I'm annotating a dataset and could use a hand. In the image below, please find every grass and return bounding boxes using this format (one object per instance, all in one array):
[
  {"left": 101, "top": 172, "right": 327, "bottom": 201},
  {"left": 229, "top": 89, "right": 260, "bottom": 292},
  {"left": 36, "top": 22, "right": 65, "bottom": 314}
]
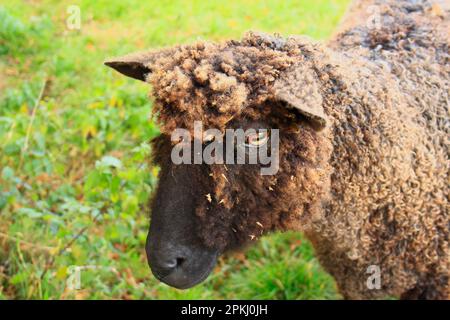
[{"left": 0, "top": 0, "right": 349, "bottom": 299}]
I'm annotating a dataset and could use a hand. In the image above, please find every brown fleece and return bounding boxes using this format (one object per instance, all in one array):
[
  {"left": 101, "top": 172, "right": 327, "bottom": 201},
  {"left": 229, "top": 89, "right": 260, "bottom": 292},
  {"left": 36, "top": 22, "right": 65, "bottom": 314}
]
[{"left": 109, "top": 0, "right": 449, "bottom": 299}]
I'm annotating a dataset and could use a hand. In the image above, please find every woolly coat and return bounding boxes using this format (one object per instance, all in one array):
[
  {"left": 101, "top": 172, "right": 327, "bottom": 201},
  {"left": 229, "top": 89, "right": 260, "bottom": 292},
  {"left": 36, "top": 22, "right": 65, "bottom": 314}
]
[
  {"left": 308, "top": 0, "right": 449, "bottom": 299},
  {"left": 106, "top": 0, "right": 449, "bottom": 299}
]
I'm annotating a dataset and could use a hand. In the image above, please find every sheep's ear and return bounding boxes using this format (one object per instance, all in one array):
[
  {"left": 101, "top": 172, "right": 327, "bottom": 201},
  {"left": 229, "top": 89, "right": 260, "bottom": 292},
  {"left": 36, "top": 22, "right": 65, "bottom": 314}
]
[
  {"left": 104, "top": 51, "right": 156, "bottom": 82},
  {"left": 274, "top": 65, "right": 328, "bottom": 131}
]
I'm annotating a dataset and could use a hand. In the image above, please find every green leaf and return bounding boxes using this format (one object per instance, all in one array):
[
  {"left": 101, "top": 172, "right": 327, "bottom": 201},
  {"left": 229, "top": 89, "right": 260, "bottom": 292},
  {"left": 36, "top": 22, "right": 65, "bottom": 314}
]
[
  {"left": 84, "top": 170, "right": 103, "bottom": 191},
  {"left": 10, "top": 272, "right": 28, "bottom": 285},
  {"left": 96, "top": 156, "right": 122, "bottom": 170},
  {"left": 1, "top": 166, "right": 14, "bottom": 180},
  {"left": 17, "top": 207, "right": 43, "bottom": 218}
]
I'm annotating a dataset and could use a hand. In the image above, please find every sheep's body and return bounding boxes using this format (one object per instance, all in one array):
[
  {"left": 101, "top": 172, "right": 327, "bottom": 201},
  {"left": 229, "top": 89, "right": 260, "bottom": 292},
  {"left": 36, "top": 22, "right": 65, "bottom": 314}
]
[
  {"left": 305, "top": 0, "right": 449, "bottom": 299},
  {"left": 106, "top": 0, "right": 449, "bottom": 299}
]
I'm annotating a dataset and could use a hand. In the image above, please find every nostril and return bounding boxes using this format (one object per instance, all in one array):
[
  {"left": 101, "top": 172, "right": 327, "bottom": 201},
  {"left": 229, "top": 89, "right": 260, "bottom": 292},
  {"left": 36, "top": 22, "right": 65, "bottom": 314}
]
[
  {"left": 164, "top": 259, "right": 178, "bottom": 269},
  {"left": 176, "top": 257, "right": 186, "bottom": 267},
  {"left": 149, "top": 250, "right": 190, "bottom": 278},
  {"left": 160, "top": 256, "right": 186, "bottom": 270}
]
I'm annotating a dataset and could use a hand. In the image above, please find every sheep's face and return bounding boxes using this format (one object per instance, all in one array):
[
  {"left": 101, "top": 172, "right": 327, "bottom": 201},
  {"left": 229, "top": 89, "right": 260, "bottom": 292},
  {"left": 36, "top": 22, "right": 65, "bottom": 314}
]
[{"left": 105, "top": 32, "right": 332, "bottom": 289}]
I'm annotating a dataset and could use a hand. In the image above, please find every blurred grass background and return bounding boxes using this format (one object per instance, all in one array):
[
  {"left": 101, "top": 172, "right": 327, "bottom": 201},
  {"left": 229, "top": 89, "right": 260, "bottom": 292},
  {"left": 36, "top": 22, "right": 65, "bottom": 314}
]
[{"left": 0, "top": 0, "right": 350, "bottom": 299}]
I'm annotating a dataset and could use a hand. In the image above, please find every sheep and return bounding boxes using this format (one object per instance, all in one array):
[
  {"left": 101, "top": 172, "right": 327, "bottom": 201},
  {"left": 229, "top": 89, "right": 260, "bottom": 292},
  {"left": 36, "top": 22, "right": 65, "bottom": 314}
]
[{"left": 104, "top": 0, "right": 449, "bottom": 299}]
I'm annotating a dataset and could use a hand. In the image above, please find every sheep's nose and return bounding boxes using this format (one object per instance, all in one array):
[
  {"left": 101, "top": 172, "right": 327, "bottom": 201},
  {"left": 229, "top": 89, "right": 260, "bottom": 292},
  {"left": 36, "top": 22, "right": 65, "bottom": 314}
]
[
  {"left": 153, "top": 255, "right": 187, "bottom": 275},
  {"left": 146, "top": 239, "right": 218, "bottom": 289}
]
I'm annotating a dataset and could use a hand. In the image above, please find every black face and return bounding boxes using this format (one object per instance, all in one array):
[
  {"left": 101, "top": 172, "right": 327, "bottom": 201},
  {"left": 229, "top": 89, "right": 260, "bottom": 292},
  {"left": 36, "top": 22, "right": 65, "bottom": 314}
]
[
  {"left": 146, "top": 162, "right": 220, "bottom": 289},
  {"left": 146, "top": 120, "right": 273, "bottom": 289}
]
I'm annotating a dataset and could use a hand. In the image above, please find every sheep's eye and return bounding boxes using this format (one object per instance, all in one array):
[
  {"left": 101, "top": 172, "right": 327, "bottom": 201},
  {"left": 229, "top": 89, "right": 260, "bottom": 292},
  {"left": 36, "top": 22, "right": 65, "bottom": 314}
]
[
  {"left": 203, "top": 133, "right": 218, "bottom": 146},
  {"left": 244, "top": 130, "right": 269, "bottom": 148}
]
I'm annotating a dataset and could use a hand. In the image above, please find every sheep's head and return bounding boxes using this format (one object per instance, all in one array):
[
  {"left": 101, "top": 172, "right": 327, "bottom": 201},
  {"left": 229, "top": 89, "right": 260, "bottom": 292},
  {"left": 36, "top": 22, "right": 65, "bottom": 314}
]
[{"left": 105, "top": 32, "right": 332, "bottom": 289}]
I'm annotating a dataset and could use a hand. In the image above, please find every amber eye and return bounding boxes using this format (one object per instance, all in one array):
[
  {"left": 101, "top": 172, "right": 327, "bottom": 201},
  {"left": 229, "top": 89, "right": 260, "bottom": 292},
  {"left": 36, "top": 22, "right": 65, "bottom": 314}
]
[
  {"left": 244, "top": 130, "right": 269, "bottom": 148},
  {"left": 203, "top": 133, "right": 215, "bottom": 144}
]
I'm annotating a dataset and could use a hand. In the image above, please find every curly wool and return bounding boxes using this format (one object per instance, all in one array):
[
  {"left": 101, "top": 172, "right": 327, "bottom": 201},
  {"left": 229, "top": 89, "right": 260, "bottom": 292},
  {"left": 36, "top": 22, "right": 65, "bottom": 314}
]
[
  {"left": 148, "top": 34, "right": 334, "bottom": 250},
  {"left": 307, "top": 0, "right": 449, "bottom": 299},
  {"left": 143, "top": 0, "right": 448, "bottom": 299},
  {"left": 145, "top": 38, "right": 305, "bottom": 134}
]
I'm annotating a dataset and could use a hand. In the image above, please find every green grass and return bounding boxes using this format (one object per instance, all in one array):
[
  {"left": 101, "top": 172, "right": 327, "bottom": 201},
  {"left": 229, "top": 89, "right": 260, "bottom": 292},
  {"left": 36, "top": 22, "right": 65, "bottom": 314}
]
[{"left": 0, "top": 0, "right": 349, "bottom": 299}]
